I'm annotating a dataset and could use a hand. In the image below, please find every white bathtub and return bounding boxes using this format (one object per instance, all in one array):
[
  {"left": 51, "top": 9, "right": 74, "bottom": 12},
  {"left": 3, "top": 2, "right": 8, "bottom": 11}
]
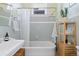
[
  {"left": 76, "top": 46, "right": 79, "bottom": 56},
  {"left": 25, "top": 41, "right": 56, "bottom": 56}
]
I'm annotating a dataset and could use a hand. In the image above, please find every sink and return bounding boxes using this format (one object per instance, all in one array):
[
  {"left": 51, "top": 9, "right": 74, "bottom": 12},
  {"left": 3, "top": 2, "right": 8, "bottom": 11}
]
[{"left": 0, "top": 38, "right": 24, "bottom": 56}]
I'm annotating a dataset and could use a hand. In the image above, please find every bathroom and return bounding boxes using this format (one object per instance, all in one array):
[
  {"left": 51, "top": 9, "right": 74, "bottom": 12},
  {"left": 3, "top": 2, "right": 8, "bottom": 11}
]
[{"left": 0, "top": 3, "right": 79, "bottom": 56}]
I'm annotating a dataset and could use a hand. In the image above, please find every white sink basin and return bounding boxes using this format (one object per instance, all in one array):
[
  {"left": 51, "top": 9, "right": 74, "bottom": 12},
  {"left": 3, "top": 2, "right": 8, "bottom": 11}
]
[{"left": 0, "top": 38, "right": 24, "bottom": 56}]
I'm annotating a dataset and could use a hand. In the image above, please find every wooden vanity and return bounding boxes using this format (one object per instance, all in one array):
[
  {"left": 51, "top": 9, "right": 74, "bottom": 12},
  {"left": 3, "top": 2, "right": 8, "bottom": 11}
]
[
  {"left": 14, "top": 48, "right": 25, "bottom": 56},
  {"left": 56, "top": 41, "right": 77, "bottom": 56}
]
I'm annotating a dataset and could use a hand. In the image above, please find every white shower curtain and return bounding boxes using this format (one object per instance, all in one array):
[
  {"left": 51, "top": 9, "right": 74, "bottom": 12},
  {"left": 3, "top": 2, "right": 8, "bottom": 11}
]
[
  {"left": 8, "top": 9, "right": 30, "bottom": 47},
  {"left": 18, "top": 9, "right": 30, "bottom": 47}
]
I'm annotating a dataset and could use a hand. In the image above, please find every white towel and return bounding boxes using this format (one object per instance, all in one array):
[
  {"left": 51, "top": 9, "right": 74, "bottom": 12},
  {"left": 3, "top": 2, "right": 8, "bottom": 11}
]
[
  {"left": 52, "top": 23, "right": 57, "bottom": 37},
  {"left": 51, "top": 23, "right": 57, "bottom": 43},
  {"left": 13, "top": 20, "right": 19, "bottom": 31},
  {"left": 8, "top": 17, "right": 19, "bottom": 31}
]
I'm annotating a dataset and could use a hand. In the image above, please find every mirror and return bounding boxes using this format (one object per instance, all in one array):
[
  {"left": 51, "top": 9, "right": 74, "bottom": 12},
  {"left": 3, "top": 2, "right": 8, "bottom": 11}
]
[
  {"left": 0, "top": 3, "right": 13, "bottom": 38},
  {"left": 0, "top": 3, "right": 12, "bottom": 26}
]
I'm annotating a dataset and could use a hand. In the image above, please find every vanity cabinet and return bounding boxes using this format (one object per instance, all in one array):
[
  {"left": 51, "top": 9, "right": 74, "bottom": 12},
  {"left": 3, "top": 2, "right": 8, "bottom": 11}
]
[
  {"left": 56, "top": 21, "right": 77, "bottom": 56},
  {"left": 14, "top": 48, "right": 25, "bottom": 56}
]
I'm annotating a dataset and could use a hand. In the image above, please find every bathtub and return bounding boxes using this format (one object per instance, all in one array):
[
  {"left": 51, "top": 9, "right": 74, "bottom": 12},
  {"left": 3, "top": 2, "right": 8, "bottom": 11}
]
[
  {"left": 25, "top": 41, "right": 56, "bottom": 56},
  {"left": 76, "top": 46, "right": 79, "bottom": 56}
]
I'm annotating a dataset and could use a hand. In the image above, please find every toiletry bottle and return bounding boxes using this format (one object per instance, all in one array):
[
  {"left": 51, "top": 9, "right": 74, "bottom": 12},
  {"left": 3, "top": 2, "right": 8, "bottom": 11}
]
[
  {"left": 4, "top": 32, "right": 9, "bottom": 41},
  {"left": 65, "top": 39, "right": 68, "bottom": 44}
]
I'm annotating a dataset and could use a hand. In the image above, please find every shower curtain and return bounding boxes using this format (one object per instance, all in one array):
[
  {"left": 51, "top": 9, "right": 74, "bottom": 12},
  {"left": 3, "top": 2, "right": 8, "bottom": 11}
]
[
  {"left": 18, "top": 9, "right": 30, "bottom": 47},
  {"left": 10, "top": 9, "right": 30, "bottom": 47}
]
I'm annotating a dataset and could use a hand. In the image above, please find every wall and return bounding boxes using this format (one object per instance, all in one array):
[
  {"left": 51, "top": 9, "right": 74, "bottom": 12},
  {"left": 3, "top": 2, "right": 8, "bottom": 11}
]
[
  {"left": 68, "top": 4, "right": 79, "bottom": 19},
  {"left": 30, "top": 7, "right": 56, "bottom": 41},
  {"left": 21, "top": 3, "right": 57, "bottom": 8},
  {"left": 0, "top": 3, "right": 14, "bottom": 41},
  {"left": 56, "top": 3, "right": 69, "bottom": 20},
  {"left": 30, "top": 18, "right": 57, "bottom": 41},
  {"left": 68, "top": 3, "right": 79, "bottom": 45},
  {"left": 56, "top": 3, "right": 63, "bottom": 20},
  {"left": 30, "top": 3, "right": 57, "bottom": 41},
  {"left": 6, "top": 4, "right": 22, "bottom": 40},
  {"left": 30, "top": 23, "right": 54, "bottom": 41},
  {"left": 0, "top": 26, "right": 14, "bottom": 38},
  {"left": 30, "top": 16, "right": 57, "bottom": 41}
]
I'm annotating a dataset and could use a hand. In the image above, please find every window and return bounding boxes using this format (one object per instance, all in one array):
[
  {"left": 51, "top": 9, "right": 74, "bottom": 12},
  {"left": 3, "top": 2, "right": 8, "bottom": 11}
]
[{"left": 33, "top": 8, "right": 46, "bottom": 14}]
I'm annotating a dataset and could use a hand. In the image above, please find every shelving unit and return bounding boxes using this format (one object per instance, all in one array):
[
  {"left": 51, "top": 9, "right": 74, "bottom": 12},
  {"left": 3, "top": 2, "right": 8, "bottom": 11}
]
[{"left": 56, "top": 21, "right": 77, "bottom": 56}]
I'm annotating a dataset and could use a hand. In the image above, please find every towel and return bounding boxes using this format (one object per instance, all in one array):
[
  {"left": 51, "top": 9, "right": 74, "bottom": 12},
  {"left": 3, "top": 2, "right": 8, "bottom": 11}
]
[
  {"left": 13, "top": 19, "right": 19, "bottom": 31},
  {"left": 51, "top": 23, "right": 57, "bottom": 43},
  {"left": 52, "top": 23, "right": 57, "bottom": 37},
  {"left": 8, "top": 17, "right": 19, "bottom": 31}
]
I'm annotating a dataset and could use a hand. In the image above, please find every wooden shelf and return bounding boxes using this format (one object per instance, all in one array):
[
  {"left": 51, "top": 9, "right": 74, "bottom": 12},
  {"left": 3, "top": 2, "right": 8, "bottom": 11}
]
[
  {"left": 58, "top": 21, "right": 76, "bottom": 24},
  {"left": 58, "top": 32, "right": 64, "bottom": 35},
  {"left": 58, "top": 32, "right": 73, "bottom": 35},
  {"left": 66, "top": 33, "right": 73, "bottom": 35}
]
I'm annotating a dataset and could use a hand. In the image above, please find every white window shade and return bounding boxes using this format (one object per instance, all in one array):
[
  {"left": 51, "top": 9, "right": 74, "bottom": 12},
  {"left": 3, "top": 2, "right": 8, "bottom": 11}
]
[
  {"left": 32, "top": 8, "right": 47, "bottom": 15},
  {"left": 31, "top": 8, "right": 56, "bottom": 16}
]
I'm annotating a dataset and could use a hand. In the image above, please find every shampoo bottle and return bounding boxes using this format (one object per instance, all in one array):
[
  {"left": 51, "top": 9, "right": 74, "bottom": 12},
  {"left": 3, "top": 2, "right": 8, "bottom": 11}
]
[{"left": 4, "top": 32, "right": 9, "bottom": 41}]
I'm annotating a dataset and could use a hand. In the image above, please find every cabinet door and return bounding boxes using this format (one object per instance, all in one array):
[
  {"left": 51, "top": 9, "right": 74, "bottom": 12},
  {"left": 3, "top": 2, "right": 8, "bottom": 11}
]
[{"left": 14, "top": 48, "right": 25, "bottom": 56}]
